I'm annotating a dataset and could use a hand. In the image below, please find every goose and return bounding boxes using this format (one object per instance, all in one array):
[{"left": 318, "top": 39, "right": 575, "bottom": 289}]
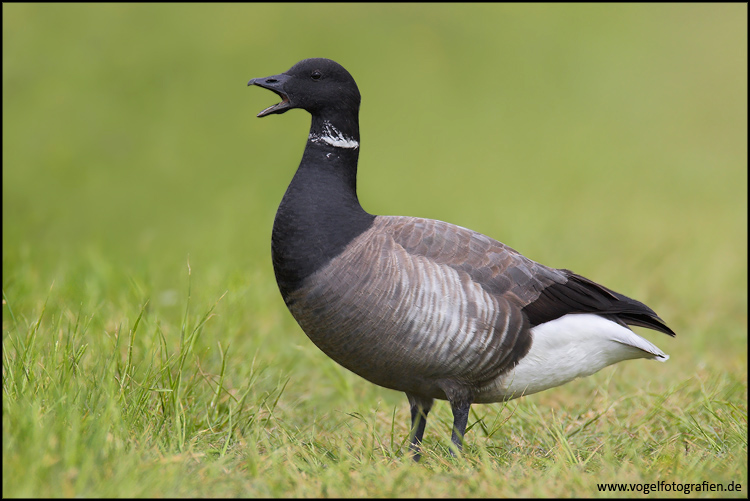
[{"left": 247, "top": 58, "right": 675, "bottom": 460}]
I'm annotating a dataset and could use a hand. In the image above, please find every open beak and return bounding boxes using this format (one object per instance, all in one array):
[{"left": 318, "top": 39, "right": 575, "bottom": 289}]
[{"left": 248, "top": 73, "right": 292, "bottom": 117}]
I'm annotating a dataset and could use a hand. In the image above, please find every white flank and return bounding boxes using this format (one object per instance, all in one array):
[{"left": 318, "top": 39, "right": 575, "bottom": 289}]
[
  {"left": 476, "top": 313, "right": 668, "bottom": 403},
  {"left": 397, "top": 256, "right": 500, "bottom": 372},
  {"left": 310, "top": 121, "right": 359, "bottom": 149}
]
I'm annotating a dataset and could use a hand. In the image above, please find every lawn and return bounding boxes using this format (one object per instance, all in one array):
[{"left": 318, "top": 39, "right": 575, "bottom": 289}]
[{"left": 3, "top": 4, "right": 747, "bottom": 497}]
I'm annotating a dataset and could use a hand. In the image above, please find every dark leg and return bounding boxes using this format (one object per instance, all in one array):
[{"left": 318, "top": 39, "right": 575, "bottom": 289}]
[
  {"left": 449, "top": 399, "right": 472, "bottom": 456},
  {"left": 406, "top": 393, "right": 433, "bottom": 462}
]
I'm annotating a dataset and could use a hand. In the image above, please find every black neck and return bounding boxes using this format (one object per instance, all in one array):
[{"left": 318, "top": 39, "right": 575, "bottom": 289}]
[{"left": 271, "top": 114, "right": 375, "bottom": 298}]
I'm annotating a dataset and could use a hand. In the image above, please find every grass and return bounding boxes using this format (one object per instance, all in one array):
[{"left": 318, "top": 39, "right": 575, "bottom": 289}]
[{"left": 3, "top": 3, "right": 747, "bottom": 497}]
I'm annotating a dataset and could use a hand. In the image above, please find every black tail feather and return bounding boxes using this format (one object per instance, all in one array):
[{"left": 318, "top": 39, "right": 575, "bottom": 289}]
[{"left": 522, "top": 270, "right": 676, "bottom": 337}]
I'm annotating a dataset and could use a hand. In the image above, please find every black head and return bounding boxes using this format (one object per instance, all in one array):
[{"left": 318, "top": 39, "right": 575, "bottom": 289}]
[{"left": 248, "top": 58, "right": 361, "bottom": 118}]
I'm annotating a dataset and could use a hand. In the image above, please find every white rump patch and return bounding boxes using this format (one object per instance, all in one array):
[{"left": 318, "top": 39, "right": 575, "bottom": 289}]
[
  {"left": 477, "top": 313, "right": 669, "bottom": 402},
  {"left": 310, "top": 121, "right": 359, "bottom": 149}
]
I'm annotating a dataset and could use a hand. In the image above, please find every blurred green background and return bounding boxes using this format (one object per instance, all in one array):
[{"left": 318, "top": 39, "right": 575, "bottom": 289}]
[{"left": 3, "top": 1, "right": 747, "bottom": 401}]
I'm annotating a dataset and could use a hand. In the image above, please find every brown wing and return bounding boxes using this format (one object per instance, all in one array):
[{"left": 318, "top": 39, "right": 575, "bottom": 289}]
[
  {"left": 387, "top": 216, "right": 674, "bottom": 336},
  {"left": 385, "top": 216, "right": 568, "bottom": 306}
]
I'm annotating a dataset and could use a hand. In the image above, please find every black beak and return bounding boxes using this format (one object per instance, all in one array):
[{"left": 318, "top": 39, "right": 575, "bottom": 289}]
[{"left": 248, "top": 73, "right": 292, "bottom": 117}]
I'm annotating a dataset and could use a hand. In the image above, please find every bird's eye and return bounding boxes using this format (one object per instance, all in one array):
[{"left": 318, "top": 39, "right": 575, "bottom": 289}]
[{"left": 311, "top": 70, "right": 322, "bottom": 80}]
